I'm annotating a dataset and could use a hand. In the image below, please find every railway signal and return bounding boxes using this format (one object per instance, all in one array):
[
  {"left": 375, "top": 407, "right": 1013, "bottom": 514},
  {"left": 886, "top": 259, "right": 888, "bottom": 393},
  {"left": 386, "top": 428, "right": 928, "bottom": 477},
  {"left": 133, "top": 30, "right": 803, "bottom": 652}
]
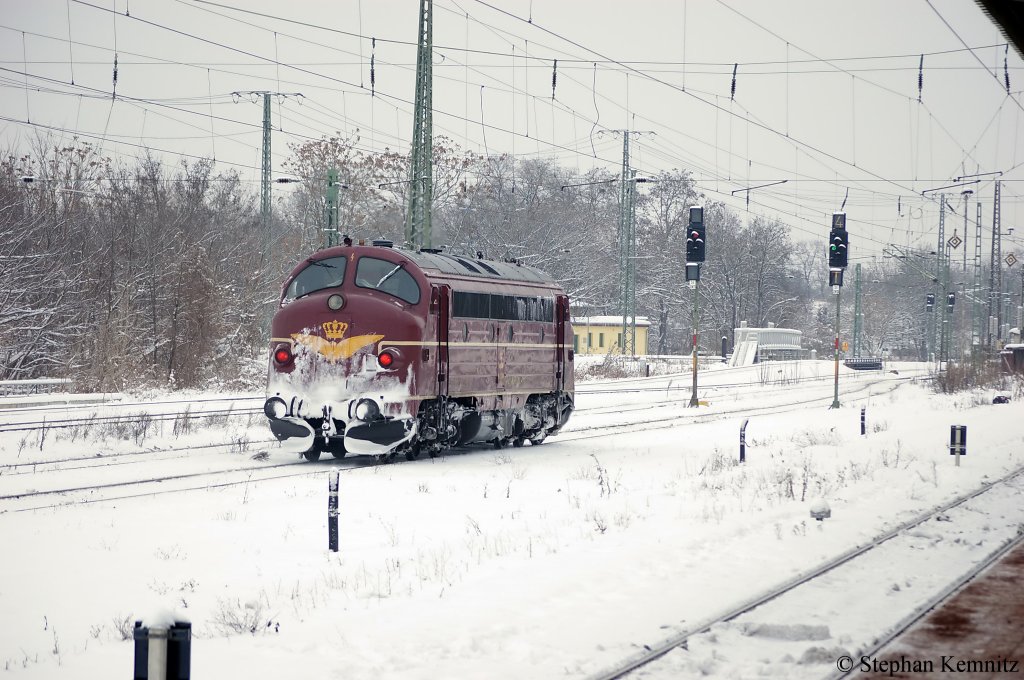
[
  {"left": 686, "top": 205, "right": 705, "bottom": 408},
  {"left": 685, "top": 207, "right": 706, "bottom": 265},
  {"left": 926, "top": 293, "right": 935, "bottom": 311},
  {"left": 827, "top": 212, "right": 848, "bottom": 409},
  {"left": 828, "top": 213, "right": 849, "bottom": 269}
]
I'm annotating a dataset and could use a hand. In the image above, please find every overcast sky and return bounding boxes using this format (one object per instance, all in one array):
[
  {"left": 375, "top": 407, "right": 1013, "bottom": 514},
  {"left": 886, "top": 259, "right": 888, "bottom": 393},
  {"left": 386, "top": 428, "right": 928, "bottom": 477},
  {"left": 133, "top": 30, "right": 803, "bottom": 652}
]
[{"left": 2, "top": 0, "right": 1023, "bottom": 265}]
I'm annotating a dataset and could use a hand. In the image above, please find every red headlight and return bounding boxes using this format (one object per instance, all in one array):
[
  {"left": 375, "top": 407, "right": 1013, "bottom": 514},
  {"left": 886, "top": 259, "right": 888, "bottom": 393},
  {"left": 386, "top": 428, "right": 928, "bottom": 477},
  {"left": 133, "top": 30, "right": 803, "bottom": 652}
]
[
  {"left": 274, "top": 347, "right": 293, "bottom": 365},
  {"left": 377, "top": 350, "right": 395, "bottom": 368}
]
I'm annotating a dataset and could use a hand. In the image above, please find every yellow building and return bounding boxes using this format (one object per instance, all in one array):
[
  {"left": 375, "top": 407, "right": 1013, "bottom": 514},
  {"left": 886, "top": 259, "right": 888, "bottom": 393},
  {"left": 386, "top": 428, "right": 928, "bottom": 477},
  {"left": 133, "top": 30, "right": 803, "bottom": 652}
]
[{"left": 571, "top": 316, "right": 650, "bottom": 355}]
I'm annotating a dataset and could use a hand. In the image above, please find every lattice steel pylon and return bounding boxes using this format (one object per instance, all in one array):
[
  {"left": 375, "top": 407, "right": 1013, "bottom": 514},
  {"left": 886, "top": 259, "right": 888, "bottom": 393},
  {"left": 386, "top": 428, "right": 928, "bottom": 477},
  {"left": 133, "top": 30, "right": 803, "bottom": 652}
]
[
  {"left": 992, "top": 181, "right": 1003, "bottom": 342},
  {"left": 974, "top": 200, "right": 982, "bottom": 349},
  {"left": 405, "top": 0, "right": 433, "bottom": 250},
  {"left": 937, "top": 195, "right": 946, "bottom": 366},
  {"left": 232, "top": 90, "right": 302, "bottom": 251},
  {"left": 930, "top": 194, "right": 946, "bottom": 362},
  {"left": 617, "top": 135, "right": 635, "bottom": 356},
  {"left": 853, "top": 263, "right": 862, "bottom": 356},
  {"left": 261, "top": 93, "right": 271, "bottom": 228}
]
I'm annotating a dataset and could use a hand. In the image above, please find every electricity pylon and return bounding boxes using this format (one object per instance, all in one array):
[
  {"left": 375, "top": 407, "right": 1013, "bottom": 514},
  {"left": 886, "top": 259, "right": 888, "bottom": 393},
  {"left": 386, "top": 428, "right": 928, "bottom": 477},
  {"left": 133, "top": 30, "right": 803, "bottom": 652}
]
[{"left": 405, "top": 0, "right": 433, "bottom": 250}]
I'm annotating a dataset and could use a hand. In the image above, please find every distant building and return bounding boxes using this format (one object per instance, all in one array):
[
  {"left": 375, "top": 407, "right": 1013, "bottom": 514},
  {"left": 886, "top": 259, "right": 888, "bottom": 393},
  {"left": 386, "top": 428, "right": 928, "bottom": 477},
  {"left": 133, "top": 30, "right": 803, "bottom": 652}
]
[
  {"left": 571, "top": 316, "right": 650, "bottom": 355},
  {"left": 729, "top": 322, "right": 803, "bottom": 366}
]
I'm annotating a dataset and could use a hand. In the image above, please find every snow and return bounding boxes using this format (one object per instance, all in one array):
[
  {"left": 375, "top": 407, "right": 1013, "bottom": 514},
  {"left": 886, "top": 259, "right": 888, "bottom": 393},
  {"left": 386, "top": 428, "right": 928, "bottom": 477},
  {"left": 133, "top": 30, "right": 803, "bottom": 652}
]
[{"left": 1, "top": 361, "right": 1022, "bottom": 678}]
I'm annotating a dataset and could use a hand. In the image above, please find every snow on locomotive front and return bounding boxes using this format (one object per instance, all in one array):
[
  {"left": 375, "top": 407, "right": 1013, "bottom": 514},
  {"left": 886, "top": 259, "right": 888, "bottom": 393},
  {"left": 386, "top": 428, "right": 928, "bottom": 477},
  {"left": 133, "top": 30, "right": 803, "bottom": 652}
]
[{"left": 264, "top": 244, "right": 428, "bottom": 460}]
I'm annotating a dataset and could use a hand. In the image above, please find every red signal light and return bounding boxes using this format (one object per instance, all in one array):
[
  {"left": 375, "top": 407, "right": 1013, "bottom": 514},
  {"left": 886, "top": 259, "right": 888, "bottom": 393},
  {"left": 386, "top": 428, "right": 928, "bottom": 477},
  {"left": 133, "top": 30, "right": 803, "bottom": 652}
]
[
  {"left": 274, "top": 347, "right": 292, "bottom": 365},
  {"left": 377, "top": 350, "right": 395, "bottom": 368}
]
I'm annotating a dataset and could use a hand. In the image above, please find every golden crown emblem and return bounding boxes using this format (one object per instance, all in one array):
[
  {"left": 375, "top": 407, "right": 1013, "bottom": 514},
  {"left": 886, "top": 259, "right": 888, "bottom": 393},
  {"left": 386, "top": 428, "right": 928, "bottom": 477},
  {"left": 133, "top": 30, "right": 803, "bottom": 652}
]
[{"left": 322, "top": 320, "right": 349, "bottom": 339}]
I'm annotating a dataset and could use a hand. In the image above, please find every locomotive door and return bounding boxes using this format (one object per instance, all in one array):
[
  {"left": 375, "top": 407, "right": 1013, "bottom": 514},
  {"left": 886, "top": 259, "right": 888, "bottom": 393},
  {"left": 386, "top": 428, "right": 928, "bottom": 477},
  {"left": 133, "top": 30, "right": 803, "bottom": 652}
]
[
  {"left": 433, "top": 284, "right": 450, "bottom": 397},
  {"left": 555, "top": 295, "right": 569, "bottom": 391},
  {"left": 496, "top": 320, "right": 506, "bottom": 391}
]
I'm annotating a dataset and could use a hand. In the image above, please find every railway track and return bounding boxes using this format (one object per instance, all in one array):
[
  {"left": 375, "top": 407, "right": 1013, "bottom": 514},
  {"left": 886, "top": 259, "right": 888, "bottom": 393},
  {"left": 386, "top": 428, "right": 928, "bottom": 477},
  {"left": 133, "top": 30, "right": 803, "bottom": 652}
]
[
  {"left": 0, "top": 405, "right": 262, "bottom": 434},
  {"left": 0, "top": 394, "right": 262, "bottom": 418},
  {"left": 573, "top": 370, "right": 924, "bottom": 420},
  {"left": 588, "top": 464, "right": 1024, "bottom": 680},
  {"left": 0, "top": 370, "right": 919, "bottom": 514},
  {"left": 827, "top": 530, "right": 1024, "bottom": 680},
  {"left": 563, "top": 370, "right": 921, "bottom": 443},
  {"left": 0, "top": 437, "right": 278, "bottom": 476}
]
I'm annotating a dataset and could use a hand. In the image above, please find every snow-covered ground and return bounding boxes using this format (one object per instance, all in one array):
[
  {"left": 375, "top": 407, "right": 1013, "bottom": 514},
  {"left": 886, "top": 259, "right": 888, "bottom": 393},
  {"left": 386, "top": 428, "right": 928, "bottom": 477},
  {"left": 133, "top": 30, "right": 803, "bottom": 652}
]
[{"left": 1, "top": 361, "right": 1022, "bottom": 678}]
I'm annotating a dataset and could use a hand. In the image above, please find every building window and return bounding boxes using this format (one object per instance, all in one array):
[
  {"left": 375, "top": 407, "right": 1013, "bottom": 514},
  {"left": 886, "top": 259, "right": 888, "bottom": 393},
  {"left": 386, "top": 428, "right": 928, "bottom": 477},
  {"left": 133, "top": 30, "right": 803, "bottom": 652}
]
[
  {"left": 617, "top": 333, "right": 622, "bottom": 348},
  {"left": 587, "top": 332, "right": 592, "bottom": 349},
  {"left": 599, "top": 333, "right": 604, "bottom": 348},
  {"left": 573, "top": 335, "right": 579, "bottom": 352}
]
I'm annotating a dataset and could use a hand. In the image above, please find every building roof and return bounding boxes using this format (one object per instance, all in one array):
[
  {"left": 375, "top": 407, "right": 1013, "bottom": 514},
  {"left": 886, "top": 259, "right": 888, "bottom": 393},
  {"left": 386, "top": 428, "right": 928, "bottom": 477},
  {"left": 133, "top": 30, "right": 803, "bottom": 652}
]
[{"left": 572, "top": 315, "right": 651, "bottom": 327}]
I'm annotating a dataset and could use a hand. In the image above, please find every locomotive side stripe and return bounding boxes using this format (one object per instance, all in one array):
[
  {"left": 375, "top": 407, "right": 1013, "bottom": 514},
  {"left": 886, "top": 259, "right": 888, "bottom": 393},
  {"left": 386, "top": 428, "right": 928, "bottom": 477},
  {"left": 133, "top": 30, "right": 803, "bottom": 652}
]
[
  {"left": 383, "top": 341, "right": 560, "bottom": 349},
  {"left": 407, "top": 390, "right": 565, "bottom": 399},
  {"left": 271, "top": 338, "right": 561, "bottom": 350}
]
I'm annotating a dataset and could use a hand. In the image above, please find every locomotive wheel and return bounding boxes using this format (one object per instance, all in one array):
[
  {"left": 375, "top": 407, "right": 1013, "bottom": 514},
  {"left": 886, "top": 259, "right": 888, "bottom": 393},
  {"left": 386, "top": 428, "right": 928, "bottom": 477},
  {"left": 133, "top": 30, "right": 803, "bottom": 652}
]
[
  {"left": 529, "top": 437, "right": 545, "bottom": 446},
  {"left": 512, "top": 437, "right": 525, "bottom": 448},
  {"left": 302, "top": 449, "right": 322, "bottom": 462},
  {"left": 405, "top": 444, "right": 421, "bottom": 461},
  {"left": 493, "top": 438, "right": 505, "bottom": 450}
]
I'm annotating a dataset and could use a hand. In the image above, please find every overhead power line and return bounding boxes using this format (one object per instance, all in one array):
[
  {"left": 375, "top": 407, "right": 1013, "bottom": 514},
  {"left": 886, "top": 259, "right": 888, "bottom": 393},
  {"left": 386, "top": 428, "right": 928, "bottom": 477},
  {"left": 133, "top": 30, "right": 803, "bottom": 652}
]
[{"left": 926, "top": 0, "right": 1024, "bottom": 115}]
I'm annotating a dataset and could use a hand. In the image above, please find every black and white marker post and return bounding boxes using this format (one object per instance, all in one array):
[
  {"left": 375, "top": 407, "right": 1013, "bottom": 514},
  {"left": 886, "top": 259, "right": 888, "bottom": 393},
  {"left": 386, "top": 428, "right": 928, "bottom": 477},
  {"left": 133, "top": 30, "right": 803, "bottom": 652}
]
[
  {"left": 133, "top": 620, "right": 191, "bottom": 680},
  {"left": 949, "top": 425, "right": 967, "bottom": 467},
  {"left": 328, "top": 471, "right": 339, "bottom": 552},
  {"left": 740, "top": 419, "right": 750, "bottom": 463}
]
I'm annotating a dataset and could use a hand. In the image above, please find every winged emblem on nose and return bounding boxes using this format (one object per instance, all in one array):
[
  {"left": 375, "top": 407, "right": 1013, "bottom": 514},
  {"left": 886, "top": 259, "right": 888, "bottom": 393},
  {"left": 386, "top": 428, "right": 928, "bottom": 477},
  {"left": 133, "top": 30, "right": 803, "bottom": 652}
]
[{"left": 290, "top": 323, "right": 384, "bottom": 362}]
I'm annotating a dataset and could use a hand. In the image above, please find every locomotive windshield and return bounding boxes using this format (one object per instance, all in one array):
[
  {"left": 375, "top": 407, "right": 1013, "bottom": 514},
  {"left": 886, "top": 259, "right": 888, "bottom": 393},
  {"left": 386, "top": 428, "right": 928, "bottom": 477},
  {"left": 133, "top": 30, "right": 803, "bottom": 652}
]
[
  {"left": 283, "top": 256, "right": 347, "bottom": 300},
  {"left": 355, "top": 256, "right": 421, "bottom": 304}
]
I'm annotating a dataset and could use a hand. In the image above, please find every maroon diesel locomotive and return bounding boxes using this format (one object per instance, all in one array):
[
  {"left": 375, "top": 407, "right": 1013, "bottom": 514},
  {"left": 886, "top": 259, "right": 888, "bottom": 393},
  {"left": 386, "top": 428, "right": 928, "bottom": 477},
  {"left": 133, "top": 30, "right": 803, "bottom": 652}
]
[{"left": 264, "top": 240, "right": 575, "bottom": 461}]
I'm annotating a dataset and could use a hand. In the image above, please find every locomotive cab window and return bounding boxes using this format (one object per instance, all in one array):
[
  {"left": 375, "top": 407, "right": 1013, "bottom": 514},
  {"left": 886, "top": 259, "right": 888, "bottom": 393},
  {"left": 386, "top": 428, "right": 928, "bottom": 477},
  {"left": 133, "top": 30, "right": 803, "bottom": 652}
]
[
  {"left": 355, "top": 257, "right": 421, "bottom": 304},
  {"left": 283, "top": 256, "right": 347, "bottom": 300}
]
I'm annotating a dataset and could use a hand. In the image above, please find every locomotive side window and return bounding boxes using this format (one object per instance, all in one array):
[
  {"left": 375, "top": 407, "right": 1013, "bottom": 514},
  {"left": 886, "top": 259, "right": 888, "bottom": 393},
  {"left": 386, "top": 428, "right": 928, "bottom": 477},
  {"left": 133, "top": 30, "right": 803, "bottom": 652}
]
[
  {"left": 453, "top": 292, "right": 554, "bottom": 322},
  {"left": 454, "top": 291, "right": 490, "bottom": 318},
  {"left": 283, "top": 256, "right": 347, "bottom": 300},
  {"left": 355, "top": 257, "right": 421, "bottom": 304}
]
